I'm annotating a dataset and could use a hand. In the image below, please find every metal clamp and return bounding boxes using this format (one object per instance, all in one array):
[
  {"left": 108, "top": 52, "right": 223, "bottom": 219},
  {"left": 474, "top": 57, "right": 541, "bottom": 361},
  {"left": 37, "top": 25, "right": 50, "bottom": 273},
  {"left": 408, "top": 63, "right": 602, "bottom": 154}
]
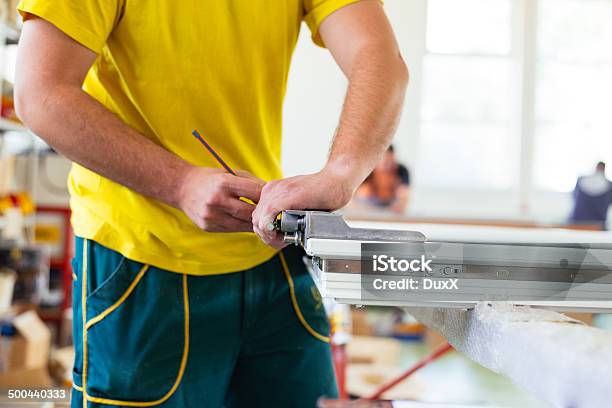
[{"left": 273, "top": 210, "right": 426, "bottom": 247}]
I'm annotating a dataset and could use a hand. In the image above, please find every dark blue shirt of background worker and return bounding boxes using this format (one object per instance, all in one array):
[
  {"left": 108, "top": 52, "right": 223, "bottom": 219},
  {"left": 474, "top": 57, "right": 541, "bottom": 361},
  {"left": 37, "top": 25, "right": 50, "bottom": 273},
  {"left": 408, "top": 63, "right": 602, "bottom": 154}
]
[{"left": 569, "top": 162, "right": 612, "bottom": 230}]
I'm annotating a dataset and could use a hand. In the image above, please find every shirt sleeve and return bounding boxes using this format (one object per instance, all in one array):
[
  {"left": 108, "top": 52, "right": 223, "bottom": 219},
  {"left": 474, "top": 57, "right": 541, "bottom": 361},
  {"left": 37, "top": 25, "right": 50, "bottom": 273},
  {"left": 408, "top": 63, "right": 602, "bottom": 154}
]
[
  {"left": 17, "top": 0, "right": 124, "bottom": 54},
  {"left": 303, "top": 0, "right": 380, "bottom": 47}
]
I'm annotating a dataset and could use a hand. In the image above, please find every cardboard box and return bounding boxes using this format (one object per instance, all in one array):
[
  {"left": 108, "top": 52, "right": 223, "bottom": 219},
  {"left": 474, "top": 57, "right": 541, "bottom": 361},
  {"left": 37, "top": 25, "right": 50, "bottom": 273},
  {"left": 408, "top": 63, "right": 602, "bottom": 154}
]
[
  {"left": 0, "top": 367, "right": 51, "bottom": 388},
  {"left": 49, "top": 346, "right": 74, "bottom": 387},
  {"left": 351, "top": 308, "right": 373, "bottom": 336},
  {"left": 347, "top": 335, "right": 401, "bottom": 365},
  {"left": 0, "top": 310, "right": 52, "bottom": 388},
  {"left": 0, "top": 271, "right": 16, "bottom": 317}
]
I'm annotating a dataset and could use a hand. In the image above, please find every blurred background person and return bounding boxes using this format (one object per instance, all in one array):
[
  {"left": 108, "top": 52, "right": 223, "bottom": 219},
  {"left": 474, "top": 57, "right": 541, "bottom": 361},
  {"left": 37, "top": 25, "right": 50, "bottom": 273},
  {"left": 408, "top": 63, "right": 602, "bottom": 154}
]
[
  {"left": 569, "top": 162, "right": 612, "bottom": 230},
  {"left": 354, "top": 145, "right": 411, "bottom": 214}
]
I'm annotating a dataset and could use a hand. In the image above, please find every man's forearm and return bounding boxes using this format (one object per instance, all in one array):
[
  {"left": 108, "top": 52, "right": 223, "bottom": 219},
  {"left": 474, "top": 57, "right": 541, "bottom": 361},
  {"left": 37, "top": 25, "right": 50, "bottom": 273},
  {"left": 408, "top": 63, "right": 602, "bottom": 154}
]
[
  {"left": 251, "top": 47, "right": 408, "bottom": 246},
  {"left": 17, "top": 85, "right": 192, "bottom": 208},
  {"left": 325, "top": 44, "right": 408, "bottom": 191}
]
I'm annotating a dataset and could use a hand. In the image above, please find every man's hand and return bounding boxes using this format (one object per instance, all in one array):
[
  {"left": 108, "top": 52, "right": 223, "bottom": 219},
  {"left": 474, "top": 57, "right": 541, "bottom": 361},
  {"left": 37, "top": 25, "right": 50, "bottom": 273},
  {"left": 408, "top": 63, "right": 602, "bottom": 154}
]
[
  {"left": 252, "top": 165, "right": 359, "bottom": 247},
  {"left": 179, "top": 168, "right": 264, "bottom": 232},
  {"left": 253, "top": 1, "right": 407, "bottom": 247}
]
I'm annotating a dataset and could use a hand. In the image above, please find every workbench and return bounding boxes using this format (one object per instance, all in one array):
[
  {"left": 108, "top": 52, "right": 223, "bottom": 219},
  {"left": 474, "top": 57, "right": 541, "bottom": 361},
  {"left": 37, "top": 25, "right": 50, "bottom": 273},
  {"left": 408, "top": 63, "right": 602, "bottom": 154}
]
[{"left": 354, "top": 220, "right": 612, "bottom": 407}]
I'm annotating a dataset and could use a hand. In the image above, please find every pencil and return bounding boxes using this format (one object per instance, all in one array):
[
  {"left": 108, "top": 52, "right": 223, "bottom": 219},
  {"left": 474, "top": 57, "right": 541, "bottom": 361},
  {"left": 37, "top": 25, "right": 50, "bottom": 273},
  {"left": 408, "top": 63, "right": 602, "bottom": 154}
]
[
  {"left": 192, "top": 129, "right": 237, "bottom": 176},
  {"left": 191, "top": 129, "right": 257, "bottom": 207}
]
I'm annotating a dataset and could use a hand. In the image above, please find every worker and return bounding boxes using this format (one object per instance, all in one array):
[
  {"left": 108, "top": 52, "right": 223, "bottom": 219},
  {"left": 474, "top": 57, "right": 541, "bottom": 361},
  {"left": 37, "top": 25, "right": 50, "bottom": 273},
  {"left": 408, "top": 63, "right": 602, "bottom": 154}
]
[
  {"left": 354, "top": 145, "right": 411, "bottom": 214},
  {"left": 569, "top": 162, "right": 612, "bottom": 230},
  {"left": 14, "top": 0, "right": 407, "bottom": 407}
]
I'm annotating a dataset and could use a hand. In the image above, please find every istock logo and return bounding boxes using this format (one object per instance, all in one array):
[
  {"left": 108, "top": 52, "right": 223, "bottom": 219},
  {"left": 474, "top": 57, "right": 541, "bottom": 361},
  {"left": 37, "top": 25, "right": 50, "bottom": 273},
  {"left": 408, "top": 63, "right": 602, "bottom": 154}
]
[{"left": 372, "top": 255, "right": 432, "bottom": 273}]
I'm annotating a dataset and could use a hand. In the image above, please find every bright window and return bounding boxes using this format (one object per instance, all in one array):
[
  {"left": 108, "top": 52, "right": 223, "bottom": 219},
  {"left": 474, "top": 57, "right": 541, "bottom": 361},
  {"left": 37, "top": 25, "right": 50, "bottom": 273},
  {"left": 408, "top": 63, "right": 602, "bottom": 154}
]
[
  {"left": 419, "top": 0, "right": 517, "bottom": 190},
  {"left": 533, "top": 0, "right": 612, "bottom": 191},
  {"left": 426, "top": 0, "right": 512, "bottom": 55}
]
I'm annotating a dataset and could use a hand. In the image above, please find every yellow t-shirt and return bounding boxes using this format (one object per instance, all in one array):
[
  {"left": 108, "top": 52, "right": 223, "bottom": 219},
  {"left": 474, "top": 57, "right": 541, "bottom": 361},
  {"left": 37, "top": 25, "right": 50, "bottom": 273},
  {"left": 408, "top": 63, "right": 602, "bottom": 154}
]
[{"left": 18, "top": 0, "right": 364, "bottom": 275}]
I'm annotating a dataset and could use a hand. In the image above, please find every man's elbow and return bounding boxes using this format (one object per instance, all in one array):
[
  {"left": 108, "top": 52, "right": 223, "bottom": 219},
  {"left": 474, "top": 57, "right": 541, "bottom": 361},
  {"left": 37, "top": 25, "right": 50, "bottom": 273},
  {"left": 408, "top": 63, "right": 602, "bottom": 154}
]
[
  {"left": 14, "top": 83, "right": 38, "bottom": 128},
  {"left": 14, "top": 80, "right": 57, "bottom": 137},
  {"left": 395, "top": 55, "right": 409, "bottom": 90}
]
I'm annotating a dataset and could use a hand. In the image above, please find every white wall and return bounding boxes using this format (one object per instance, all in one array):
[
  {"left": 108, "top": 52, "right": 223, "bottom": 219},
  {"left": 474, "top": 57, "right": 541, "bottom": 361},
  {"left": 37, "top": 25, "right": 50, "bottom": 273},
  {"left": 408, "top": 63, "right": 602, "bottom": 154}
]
[{"left": 281, "top": 25, "right": 345, "bottom": 176}]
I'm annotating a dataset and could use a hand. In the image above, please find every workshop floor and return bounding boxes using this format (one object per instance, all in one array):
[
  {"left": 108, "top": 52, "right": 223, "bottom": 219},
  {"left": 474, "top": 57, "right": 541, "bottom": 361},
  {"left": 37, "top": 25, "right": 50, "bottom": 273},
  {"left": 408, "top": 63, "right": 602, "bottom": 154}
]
[
  {"left": 0, "top": 400, "right": 69, "bottom": 407},
  {"left": 392, "top": 342, "right": 549, "bottom": 407},
  {"left": 0, "top": 340, "right": 554, "bottom": 408}
]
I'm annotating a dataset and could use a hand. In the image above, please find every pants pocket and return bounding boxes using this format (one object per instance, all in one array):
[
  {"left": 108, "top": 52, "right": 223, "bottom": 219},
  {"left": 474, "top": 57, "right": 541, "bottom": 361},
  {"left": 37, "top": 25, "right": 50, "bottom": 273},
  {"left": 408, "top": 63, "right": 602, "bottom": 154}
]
[
  {"left": 279, "top": 249, "right": 331, "bottom": 344},
  {"left": 75, "top": 239, "right": 190, "bottom": 406}
]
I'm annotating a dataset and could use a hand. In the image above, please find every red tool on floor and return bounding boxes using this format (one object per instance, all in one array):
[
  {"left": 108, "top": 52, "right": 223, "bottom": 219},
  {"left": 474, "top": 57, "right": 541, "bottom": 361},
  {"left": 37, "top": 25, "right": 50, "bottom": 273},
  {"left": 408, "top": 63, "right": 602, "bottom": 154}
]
[{"left": 363, "top": 341, "right": 454, "bottom": 400}]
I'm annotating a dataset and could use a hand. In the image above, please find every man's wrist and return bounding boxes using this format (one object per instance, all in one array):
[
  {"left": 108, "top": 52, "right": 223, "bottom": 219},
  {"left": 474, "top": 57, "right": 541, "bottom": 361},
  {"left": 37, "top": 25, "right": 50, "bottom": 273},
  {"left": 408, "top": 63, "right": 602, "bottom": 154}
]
[
  {"left": 172, "top": 162, "right": 198, "bottom": 209},
  {"left": 321, "top": 158, "right": 367, "bottom": 204}
]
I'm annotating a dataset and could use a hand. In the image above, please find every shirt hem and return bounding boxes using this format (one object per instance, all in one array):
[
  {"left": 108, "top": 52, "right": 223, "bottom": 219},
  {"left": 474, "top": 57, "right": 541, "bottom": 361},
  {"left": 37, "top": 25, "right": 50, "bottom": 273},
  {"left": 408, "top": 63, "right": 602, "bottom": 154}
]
[
  {"left": 304, "top": 0, "right": 383, "bottom": 47},
  {"left": 75, "top": 229, "right": 280, "bottom": 276}
]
